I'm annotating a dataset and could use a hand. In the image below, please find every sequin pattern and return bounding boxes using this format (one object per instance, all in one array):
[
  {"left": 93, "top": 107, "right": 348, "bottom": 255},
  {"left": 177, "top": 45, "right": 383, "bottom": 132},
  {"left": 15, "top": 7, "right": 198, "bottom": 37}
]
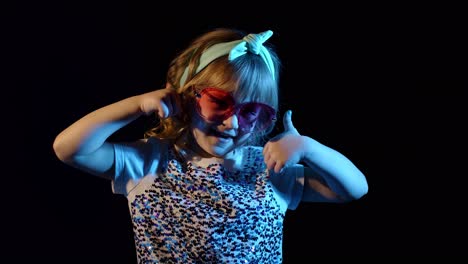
[{"left": 130, "top": 147, "right": 285, "bottom": 263}]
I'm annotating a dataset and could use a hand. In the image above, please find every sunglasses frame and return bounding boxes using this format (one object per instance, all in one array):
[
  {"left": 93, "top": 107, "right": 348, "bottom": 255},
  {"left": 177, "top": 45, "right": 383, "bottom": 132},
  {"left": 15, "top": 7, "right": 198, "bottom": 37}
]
[{"left": 193, "top": 87, "right": 277, "bottom": 132}]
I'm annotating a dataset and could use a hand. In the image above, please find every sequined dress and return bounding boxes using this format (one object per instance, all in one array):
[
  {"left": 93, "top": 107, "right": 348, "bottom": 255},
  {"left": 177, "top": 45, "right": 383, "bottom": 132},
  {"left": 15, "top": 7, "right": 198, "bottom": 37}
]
[{"left": 112, "top": 138, "right": 304, "bottom": 263}]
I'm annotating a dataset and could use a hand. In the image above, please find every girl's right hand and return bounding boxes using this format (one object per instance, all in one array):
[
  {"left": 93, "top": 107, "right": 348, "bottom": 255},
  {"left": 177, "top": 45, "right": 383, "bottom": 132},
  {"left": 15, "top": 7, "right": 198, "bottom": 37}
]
[{"left": 139, "top": 86, "right": 182, "bottom": 118}]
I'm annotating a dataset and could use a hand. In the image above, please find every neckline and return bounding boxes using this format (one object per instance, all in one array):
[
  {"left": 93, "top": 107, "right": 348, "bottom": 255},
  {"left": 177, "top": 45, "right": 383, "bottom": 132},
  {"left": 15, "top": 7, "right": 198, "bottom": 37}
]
[{"left": 172, "top": 144, "right": 243, "bottom": 172}]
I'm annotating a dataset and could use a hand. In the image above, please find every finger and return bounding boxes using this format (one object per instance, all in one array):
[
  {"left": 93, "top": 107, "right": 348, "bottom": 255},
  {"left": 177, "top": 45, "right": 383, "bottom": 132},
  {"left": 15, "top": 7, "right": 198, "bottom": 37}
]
[
  {"left": 158, "top": 103, "right": 170, "bottom": 118},
  {"left": 263, "top": 142, "right": 270, "bottom": 156},
  {"left": 163, "top": 91, "right": 182, "bottom": 117},
  {"left": 166, "top": 93, "right": 177, "bottom": 116},
  {"left": 263, "top": 151, "right": 271, "bottom": 165},
  {"left": 282, "top": 110, "right": 294, "bottom": 131},
  {"left": 266, "top": 159, "right": 276, "bottom": 172},
  {"left": 161, "top": 98, "right": 173, "bottom": 117},
  {"left": 274, "top": 161, "right": 285, "bottom": 174}
]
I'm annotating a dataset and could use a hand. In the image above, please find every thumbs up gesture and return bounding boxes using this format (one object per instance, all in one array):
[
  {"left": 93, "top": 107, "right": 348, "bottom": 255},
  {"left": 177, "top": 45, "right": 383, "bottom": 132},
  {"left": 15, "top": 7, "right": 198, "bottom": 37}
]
[{"left": 263, "top": 110, "right": 304, "bottom": 173}]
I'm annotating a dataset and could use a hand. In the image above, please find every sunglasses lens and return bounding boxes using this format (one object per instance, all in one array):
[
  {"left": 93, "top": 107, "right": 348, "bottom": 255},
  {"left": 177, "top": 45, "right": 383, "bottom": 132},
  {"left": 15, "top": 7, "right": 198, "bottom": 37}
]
[
  {"left": 197, "top": 88, "right": 235, "bottom": 122},
  {"left": 196, "top": 87, "right": 276, "bottom": 131},
  {"left": 237, "top": 103, "right": 276, "bottom": 131}
]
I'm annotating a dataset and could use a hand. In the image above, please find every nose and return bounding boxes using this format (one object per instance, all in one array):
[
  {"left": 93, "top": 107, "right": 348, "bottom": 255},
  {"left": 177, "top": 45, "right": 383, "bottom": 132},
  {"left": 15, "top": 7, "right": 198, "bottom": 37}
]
[{"left": 222, "top": 113, "right": 239, "bottom": 130}]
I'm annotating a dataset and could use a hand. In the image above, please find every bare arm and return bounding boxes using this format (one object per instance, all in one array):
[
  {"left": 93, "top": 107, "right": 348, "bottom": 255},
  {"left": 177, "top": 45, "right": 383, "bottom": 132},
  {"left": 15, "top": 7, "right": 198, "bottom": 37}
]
[
  {"left": 263, "top": 110, "right": 368, "bottom": 203},
  {"left": 52, "top": 87, "right": 181, "bottom": 179},
  {"left": 298, "top": 136, "right": 368, "bottom": 202}
]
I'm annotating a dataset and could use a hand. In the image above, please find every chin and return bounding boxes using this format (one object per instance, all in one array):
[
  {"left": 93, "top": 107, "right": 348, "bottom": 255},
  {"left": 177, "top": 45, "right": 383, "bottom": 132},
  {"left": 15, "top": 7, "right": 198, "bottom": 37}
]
[{"left": 206, "top": 145, "right": 233, "bottom": 158}]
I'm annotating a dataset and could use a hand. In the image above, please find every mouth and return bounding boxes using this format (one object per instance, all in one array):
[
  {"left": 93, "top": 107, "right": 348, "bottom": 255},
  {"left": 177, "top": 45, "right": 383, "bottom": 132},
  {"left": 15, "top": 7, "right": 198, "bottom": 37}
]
[{"left": 209, "top": 128, "right": 235, "bottom": 139}]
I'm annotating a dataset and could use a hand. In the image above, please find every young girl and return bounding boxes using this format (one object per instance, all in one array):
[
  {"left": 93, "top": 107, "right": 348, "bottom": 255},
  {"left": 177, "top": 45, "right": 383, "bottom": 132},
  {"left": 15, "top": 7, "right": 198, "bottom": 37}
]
[{"left": 53, "top": 28, "right": 368, "bottom": 263}]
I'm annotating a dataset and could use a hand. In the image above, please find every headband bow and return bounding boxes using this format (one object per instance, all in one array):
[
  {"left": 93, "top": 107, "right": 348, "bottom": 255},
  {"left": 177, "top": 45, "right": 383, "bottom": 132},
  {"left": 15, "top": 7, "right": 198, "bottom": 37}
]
[{"left": 180, "top": 30, "right": 276, "bottom": 86}]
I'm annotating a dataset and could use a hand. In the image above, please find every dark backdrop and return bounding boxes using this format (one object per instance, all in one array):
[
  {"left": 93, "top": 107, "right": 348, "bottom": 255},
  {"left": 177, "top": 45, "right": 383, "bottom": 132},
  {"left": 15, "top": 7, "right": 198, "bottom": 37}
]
[{"left": 7, "top": 1, "right": 466, "bottom": 262}]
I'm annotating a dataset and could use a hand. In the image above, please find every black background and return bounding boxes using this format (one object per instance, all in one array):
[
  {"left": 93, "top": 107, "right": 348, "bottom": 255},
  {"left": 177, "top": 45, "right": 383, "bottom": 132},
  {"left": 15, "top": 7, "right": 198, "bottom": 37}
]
[{"left": 7, "top": 1, "right": 466, "bottom": 262}]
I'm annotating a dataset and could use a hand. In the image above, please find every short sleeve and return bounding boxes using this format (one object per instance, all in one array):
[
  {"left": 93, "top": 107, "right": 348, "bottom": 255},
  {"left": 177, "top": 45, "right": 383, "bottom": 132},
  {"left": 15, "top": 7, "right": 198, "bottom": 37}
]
[
  {"left": 112, "top": 138, "right": 168, "bottom": 196},
  {"left": 270, "top": 164, "right": 305, "bottom": 210}
]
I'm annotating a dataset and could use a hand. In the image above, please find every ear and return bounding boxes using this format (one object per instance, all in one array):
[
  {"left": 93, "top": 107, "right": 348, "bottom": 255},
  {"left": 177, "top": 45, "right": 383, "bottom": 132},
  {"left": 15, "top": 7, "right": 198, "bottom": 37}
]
[{"left": 165, "top": 82, "right": 172, "bottom": 89}]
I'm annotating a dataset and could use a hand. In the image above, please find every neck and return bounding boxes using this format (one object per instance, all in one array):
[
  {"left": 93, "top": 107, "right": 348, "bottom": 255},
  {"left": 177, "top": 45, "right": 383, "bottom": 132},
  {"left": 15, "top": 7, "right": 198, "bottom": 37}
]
[{"left": 175, "top": 132, "right": 220, "bottom": 160}]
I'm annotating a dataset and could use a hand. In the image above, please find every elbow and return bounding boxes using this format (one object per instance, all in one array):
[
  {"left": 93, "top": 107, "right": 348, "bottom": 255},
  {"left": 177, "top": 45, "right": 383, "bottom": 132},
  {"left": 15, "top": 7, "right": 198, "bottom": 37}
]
[
  {"left": 347, "top": 179, "right": 369, "bottom": 201},
  {"left": 348, "top": 169, "right": 369, "bottom": 200},
  {"left": 52, "top": 135, "right": 73, "bottom": 163},
  {"left": 353, "top": 182, "right": 368, "bottom": 200},
  {"left": 338, "top": 177, "right": 368, "bottom": 203}
]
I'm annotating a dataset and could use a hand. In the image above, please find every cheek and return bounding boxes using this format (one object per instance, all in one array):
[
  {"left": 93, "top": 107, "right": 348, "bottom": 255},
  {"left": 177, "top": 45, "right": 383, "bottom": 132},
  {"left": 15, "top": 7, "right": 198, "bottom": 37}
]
[
  {"left": 190, "top": 114, "right": 215, "bottom": 141},
  {"left": 191, "top": 113, "right": 209, "bottom": 130}
]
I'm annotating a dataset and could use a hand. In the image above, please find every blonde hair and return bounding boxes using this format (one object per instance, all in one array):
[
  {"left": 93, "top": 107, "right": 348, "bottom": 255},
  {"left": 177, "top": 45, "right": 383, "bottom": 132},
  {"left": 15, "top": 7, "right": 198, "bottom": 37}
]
[{"left": 144, "top": 28, "right": 281, "bottom": 146}]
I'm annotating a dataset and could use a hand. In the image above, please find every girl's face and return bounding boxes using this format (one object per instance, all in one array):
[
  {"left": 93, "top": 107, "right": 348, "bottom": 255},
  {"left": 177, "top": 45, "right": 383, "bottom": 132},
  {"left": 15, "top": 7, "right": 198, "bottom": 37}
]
[
  {"left": 188, "top": 87, "right": 276, "bottom": 158},
  {"left": 190, "top": 112, "right": 252, "bottom": 158}
]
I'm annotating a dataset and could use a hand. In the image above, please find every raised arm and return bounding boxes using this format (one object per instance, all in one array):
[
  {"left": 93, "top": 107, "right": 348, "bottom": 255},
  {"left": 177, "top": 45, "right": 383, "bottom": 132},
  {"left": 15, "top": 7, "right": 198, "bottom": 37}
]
[
  {"left": 52, "top": 87, "right": 180, "bottom": 178},
  {"left": 263, "top": 110, "right": 368, "bottom": 203}
]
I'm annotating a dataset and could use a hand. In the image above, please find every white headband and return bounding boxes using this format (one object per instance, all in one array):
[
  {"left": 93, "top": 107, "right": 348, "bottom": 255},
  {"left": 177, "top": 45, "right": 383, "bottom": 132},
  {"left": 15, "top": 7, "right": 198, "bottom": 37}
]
[{"left": 179, "top": 30, "right": 275, "bottom": 86}]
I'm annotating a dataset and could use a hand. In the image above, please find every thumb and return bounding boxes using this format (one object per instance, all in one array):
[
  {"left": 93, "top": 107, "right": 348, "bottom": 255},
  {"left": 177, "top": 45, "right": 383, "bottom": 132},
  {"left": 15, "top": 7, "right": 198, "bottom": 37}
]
[
  {"left": 159, "top": 103, "right": 170, "bottom": 119},
  {"left": 283, "top": 110, "right": 298, "bottom": 133}
]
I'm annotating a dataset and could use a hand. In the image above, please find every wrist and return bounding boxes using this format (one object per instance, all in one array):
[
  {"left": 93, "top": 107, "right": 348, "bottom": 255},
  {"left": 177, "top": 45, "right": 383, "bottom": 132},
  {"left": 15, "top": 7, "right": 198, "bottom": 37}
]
[{"left": 299, "top": 135, "right": 319, "bottom": 162}]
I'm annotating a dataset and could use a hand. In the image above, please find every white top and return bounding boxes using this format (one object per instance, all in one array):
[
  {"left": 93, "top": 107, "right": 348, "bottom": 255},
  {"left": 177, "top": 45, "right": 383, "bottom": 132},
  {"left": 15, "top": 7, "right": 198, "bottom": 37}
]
[{"left": 112, "top": 137, "right": 304, "bottom": 263}]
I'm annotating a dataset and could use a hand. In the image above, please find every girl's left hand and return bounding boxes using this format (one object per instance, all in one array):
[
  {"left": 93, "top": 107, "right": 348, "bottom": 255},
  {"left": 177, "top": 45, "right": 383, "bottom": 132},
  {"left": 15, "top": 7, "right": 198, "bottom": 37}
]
[{"left": 263, "top": 110, "right": 305, "bottom": 173}]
